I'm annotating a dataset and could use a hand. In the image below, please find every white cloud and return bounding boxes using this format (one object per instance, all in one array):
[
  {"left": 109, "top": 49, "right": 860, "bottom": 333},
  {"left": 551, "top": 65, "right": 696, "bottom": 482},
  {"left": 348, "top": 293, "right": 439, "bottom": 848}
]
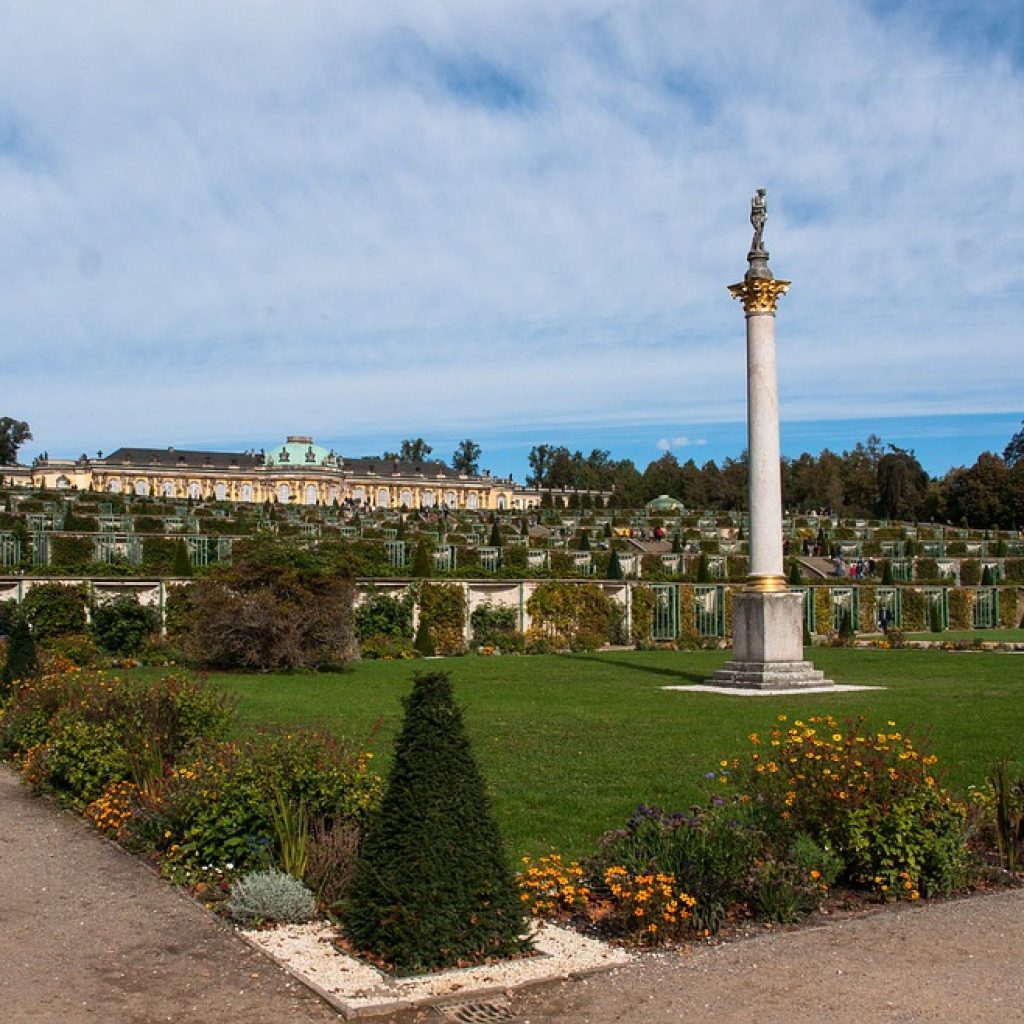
[
  {"left": 656, "top": 436, "right": 708, "bottom": 451},
  {"left": 0, "top": 0, "right": 1021, "bottom": 462}
]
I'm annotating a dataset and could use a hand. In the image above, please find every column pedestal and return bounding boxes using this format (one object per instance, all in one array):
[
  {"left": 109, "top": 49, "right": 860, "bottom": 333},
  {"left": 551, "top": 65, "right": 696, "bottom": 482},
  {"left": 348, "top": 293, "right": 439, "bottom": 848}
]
[{"left": 707, "top": 591, "right": 833, "bottom": 690}]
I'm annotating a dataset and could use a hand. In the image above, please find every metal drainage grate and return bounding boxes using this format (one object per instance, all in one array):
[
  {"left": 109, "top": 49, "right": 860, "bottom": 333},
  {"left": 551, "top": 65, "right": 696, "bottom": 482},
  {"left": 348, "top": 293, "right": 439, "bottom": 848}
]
[{"left": 436, "top": 999, "right": 517, "bottom": 1023}]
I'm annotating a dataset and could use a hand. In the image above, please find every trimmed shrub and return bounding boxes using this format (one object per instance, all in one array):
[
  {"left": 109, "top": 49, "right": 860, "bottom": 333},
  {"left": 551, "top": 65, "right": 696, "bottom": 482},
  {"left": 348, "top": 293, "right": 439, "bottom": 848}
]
[
  {"left": 413, "top": 617, "right": 435, "bottom": 657},
  {"left": 1, "top": 614, "right": 37, "bottom": 691},
  {"left": 227, "top": 869, "right": 315, "bottom": 925},
  {"left": 171, "top": 540, "right": 193, "bottom": 577},
  {"left": 606, "top": 549, "right": 624, "bottom": 580},
  {"left": 91, "top": 595, "right": 159, "bottom": 655},
  {"left": 355, "top": 590, "right": 414, "bottom": 643},
  {"left": 346, "top": 671, "right": 528, "bottom": 973},
  {"left": 21, "top": 583, "right": 89, "bottom": 640},
  {"left": 470, "top": 602, "right": 520, "bottom": 651}
]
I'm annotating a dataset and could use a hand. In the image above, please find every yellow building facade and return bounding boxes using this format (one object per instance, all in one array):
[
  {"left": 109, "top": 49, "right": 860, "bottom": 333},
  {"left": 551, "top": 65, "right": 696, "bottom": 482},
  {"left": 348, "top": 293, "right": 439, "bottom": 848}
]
[{"left": 26, "top": 436, "right": 542, "bottom": 511}]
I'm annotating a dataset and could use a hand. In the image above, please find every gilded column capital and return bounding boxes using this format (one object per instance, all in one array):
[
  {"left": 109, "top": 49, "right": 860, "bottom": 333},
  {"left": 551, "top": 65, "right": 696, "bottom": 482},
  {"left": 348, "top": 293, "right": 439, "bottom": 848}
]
[{"left": 728, "top": 277, "right": 791, "bottom": 315}]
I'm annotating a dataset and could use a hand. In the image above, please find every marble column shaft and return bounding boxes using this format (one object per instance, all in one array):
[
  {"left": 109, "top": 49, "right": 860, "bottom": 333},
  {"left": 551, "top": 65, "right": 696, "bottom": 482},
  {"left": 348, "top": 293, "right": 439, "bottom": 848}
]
[{"left": 745, "top": 308, "right": 785, "bottom": 586}]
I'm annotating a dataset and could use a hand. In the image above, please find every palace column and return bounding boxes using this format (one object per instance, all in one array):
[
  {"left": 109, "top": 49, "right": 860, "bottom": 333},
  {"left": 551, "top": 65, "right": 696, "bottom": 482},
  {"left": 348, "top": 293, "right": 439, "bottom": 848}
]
[{"left": 708, "top": 189, "right": 833, "bottom": 690}]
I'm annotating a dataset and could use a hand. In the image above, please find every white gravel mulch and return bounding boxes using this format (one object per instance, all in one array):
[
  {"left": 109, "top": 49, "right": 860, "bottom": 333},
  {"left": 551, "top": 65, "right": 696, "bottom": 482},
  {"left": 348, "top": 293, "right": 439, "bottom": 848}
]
[{"left": 241, "top": 920, "right": 633, "bottom": 1017}]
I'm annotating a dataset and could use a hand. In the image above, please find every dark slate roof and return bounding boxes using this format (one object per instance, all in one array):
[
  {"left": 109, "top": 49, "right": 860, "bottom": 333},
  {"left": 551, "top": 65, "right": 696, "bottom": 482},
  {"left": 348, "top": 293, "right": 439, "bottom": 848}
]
[
  {"left": 343, "top": 457, "right": 472, "bottom": 480},
  {"left": 104, "top": 447, "right": 261, "bottom": 470}
]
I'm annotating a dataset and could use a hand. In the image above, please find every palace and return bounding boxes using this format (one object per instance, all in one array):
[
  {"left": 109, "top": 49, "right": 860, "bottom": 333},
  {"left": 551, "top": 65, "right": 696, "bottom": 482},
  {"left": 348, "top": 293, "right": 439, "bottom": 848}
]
[{"left": 21, "top": 436, "right": 549, "bottom": 511}]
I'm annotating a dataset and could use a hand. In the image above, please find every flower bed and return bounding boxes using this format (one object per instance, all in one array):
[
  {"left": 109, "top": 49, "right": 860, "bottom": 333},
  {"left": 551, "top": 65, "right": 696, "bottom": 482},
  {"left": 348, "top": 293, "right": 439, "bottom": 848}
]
[{"left": 516, "top": 713, "right": 1014, "bottom": 946}]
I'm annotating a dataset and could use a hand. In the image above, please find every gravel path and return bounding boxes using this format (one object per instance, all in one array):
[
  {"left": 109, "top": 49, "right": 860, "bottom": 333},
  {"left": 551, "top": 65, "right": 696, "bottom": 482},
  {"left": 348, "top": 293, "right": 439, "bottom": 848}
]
[{"left": 3, "top": 763, "right": 1023, "bottom": 1024}]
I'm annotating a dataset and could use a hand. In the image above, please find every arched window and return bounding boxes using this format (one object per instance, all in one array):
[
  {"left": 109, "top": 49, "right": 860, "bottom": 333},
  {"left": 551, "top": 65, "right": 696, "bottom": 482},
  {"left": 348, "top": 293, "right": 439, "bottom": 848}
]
[
  {"left": 108, "top": 479, "right": 122, "bottom": 494},
  {"left": 376, "top": 488, "right": 390, "bottom": 508},
  {"left": 134, "top": 480, "right": 149, "bottom": 496},
  {"left": 400, "top": 489, "right": 413, "bottom": 508},
  {"left": 241, "top": 483, "right": 253, "bottom": 502},
  {"left": 422, "top": 489, "right": 434, "bottom": 508},
  {"left": 55, "top": 475, "right": 70, "bottom": 489},
  {"left": 497, "top": 495, "right": 506, "bottom": 510},
  {"left": 188, "top": 482, "right": 201, "bottom": 500},
  {"left": 305, "top": 484, "right": 318, "bottom": 505},
  {"left": 352, "top": 486, "right": 366, "bottom": 504},
  {"left": 467, "top": 492, "right": 478, "bottom": 510},
  {"left": 277, "top": 483, "right": 291, "bottom": 503},
  {"left": 327, "top": 486, "right": 338, "bottom": 505},
  {"left": 162, "top": 481, "right": 175, "bottom": 497},
  {"left": 445, "top": 490, "right": 457, "bottom": 507},
  {"left": 214, "top": 483, "right": 227, "bottom": 501}
]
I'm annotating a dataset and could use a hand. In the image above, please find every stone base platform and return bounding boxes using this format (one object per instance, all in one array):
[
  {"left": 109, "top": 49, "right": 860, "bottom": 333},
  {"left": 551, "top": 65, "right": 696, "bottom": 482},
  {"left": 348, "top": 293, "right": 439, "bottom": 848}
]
[{"left": 707, "top": 659, "right": 834, "bottom": 690}]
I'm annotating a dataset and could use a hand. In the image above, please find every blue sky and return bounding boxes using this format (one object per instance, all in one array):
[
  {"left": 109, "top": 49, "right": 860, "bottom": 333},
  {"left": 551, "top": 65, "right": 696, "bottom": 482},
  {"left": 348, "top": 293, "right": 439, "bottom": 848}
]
[{"left": 2, "top": 1, "right": 1021, "bottom": 481}]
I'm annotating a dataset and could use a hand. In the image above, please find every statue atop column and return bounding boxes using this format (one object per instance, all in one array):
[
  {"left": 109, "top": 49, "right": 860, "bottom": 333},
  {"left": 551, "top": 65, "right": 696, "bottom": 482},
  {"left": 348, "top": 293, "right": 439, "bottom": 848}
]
[
  {"left": 749, "top": 187, "right": 767, "bottom": 254},
  {"left": 745, "top": 186, "right": 772, "bottom": 280}
]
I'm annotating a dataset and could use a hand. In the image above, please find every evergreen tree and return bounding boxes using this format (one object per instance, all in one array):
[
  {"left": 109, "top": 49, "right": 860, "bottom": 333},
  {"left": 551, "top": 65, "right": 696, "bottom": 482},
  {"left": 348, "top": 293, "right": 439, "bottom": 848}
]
[
  {"left": 606, "top": 548, "right": 624, "bottom": 580},
  {"left": 411, "top": 539, "right": 433, "bottom": 578},
  {"left": 346, "top": 671, "right": 528, "bottom": 973},
  {"left": 603, "top": 522, "right": 613, "bottom": 540},
  {"left": 696, "top": 552, "right": 712, "bottom": 583},
  {"left": 671, "top": 531, "right": 682, "bottom": 554},
  {"left": 929, "top": 600, "right": 945, "bottom": 633},
  {"left": 488, "top": 520, "right": 502, "bottom": 547},
  {"left": 981, "top": 564, "right": 996, "bottom": 586},
  {"left": 172, "top": 539, "right": 193, "bottom": 577},
  {"left": 838, "top": 608, "right": 855, "bottom": 639},
  {"left": 396, "top": 517, "right": 406, "bottom": 541},
  {"left": 787, "top": 559, "right": 803, "bottom": 585},
  {"left": 578, "top": 528, "right": 590, "bottom": 551},
  {"left": 413, "top": 617, "right": 435, "bottom": 657},
  {"left": 881, "top": 559, "right": 895, "bottom": 585},
  {"left": 1, "top": 614, "right": 37, "bottom": 692}
]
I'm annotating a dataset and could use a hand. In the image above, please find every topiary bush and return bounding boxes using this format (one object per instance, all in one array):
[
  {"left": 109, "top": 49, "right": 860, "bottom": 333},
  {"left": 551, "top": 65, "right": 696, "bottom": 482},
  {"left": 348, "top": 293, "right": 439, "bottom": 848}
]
[
  {"left": 91, "top": 595, "right": 159, "bottom": 655},
  {"left": 346, "top": 671, "right": 528, "bottom": 974},
  {"left": 1, "top": 614, "right": 37, "bottom": 692},
  {"left": 227, "top": 868, "right": 316, "bottom": 925},
  {"left": 21, "top": 583, "right": 89, "bottom": 640}
]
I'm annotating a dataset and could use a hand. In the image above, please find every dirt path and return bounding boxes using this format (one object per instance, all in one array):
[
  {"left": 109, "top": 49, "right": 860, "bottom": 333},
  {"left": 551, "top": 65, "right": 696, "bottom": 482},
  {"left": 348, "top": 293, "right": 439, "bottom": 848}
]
[
  {"left": 0, "top": 765, "right": 336, "bottom": 1024},
  {"left": 3, "top": 763, "right": 1023, "bottom": 1024}
]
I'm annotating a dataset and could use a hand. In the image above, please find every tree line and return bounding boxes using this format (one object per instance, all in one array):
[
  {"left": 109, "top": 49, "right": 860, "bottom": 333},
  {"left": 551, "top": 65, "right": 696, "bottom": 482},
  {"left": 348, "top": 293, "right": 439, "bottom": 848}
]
[
  {"left": 6, "top": 416, "right": 1023, "bottom": 529},
  {"left": 525, "top": 424, "right": 1024, "bottom": 529}
]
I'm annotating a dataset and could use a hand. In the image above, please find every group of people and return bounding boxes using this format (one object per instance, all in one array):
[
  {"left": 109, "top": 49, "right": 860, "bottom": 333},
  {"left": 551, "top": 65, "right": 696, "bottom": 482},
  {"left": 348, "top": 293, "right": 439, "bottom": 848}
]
[{"left": 833, "top": 556, "right": 877, "bottom": 579}]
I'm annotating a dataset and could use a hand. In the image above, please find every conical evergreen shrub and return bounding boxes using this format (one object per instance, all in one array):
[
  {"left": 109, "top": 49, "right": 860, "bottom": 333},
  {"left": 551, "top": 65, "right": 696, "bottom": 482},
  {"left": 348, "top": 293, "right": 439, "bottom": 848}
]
[
  {"left": 881, "top": 559, "right": 895, "bottom": 585},
  {"left": 488, "top": 520, "right": 502, "bottom": 547},
  {"left": 787, "top": 559, "right": 803, "bottom": 585},
  {"left": 172, "top": 539, "right": 193, "bottom": 577},
  {"left": 413, "top": 617, "right": 435, "bottom": 657},
  {"left": 411, "top": 540, "right": 433, "bottom": 578},
  {"left": 1, "top": 615, "right": 37, "bottom": 692},
  {"left": 579, "top": 529, "right": 590, "bottom": 551},
  {"left": 696, "top": 552, "right": 711, "bottom": 583},
  {"left": 346, "top": 671, "right": 528, "bottom": 973},
  {"left": 606, "top": 548, "right": 624, "bottom": 580}
]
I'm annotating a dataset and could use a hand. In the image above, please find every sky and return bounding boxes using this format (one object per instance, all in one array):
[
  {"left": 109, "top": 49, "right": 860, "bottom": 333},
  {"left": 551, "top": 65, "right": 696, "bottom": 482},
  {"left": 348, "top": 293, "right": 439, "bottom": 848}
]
[{"left": 2, "top": 0, "right": 1022, "bottom": 481}]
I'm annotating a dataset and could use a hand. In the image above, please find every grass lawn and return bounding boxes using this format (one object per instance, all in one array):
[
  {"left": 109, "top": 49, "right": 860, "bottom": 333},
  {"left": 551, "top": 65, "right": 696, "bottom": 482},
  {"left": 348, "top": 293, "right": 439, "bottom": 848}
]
[
  {"left": 201, "top": 648, "right": 1024, "bottom": 861},
  {"left": 904, "top": 629, "right": 1024, "bottom": 642}
]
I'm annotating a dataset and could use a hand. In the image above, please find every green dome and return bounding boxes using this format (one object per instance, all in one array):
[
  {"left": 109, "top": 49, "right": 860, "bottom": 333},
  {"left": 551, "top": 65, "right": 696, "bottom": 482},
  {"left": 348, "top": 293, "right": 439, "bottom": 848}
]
[
  {"left": 646, "top": 494, "right": 685, "bottom": 512},
  {"left": 267, "top": 435, "right": 335, "bottom": 467}
]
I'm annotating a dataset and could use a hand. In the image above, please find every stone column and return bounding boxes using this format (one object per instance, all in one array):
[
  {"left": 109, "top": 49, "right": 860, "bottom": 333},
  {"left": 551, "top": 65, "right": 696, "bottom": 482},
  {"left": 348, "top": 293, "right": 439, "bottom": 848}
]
[
  {"left": 735, "top": 277, "right": 790, "bottom": 593},
  {"left": 707, "top": 189, "right": 833, "bottom": 691}
]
